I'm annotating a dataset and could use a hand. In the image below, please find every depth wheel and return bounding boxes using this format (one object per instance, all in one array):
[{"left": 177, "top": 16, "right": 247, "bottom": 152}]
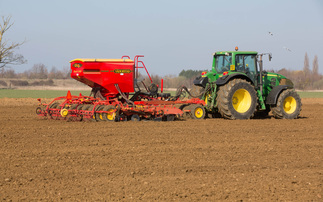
[
  {"left": 190, "top": 104, "right": 206, "bottom": 120},
  {"left": 271, "top": 89, "right": 302, "bottom": 119},
  {"left": 86, "top": 105, "right": 96, "bottom": 121},
  {"left": 102, "top": 105, "right": 118, "bottom": 121},
  {"left": 216, "top": 79, "right": 257, "bottom": 120},
  {"left": 162, "top": 114, "right": 175, "bottom": 121},
  {"left": 131, "top": 114, "right": 140, "bottom": 121},
  {"left": 76, "top": 104, "right": 84, "bottom": 121},
  {"left": 95, "top": 105, "right": 105, "bottom": 122},
  {"left": 49, "top": 102, "right": 59, "bottom": 109},
  {"left": 48, "top": 102, "right": 59, "bottom": 119},
  {"left": 179, "top": 104, "right": 191, "bottom": 119},
  {"left": 36, "top": 107, "right": 42, "bottom": 115}
]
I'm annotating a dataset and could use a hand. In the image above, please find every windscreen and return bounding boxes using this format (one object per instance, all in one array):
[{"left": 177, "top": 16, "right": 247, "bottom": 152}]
[{"left": 214, "top": 54, "right": 232, "bottom": 73}]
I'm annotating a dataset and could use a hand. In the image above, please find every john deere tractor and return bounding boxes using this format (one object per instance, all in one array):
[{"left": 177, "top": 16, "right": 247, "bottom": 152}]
[{"left": 192, "top": 47, "right": 302, "bottom": 119}]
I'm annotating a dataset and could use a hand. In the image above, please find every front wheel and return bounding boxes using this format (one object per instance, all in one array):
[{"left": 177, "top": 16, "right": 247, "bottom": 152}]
[{"left": 271, "top": 89, "right": 302, "bottom": 119}]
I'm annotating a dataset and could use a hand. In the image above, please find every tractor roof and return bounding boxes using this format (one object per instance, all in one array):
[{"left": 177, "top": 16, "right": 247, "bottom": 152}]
[{"left": 214, "top": 51, "right": 258, "bottom": 55}]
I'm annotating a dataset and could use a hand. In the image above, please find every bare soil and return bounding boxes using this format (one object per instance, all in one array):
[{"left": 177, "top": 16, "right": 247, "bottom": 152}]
[{"left": 0, "top": 98, "right": 322, "bottom": 201}]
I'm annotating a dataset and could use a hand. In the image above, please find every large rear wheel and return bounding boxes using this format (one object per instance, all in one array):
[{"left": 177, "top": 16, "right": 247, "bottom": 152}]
[
  {"left": 271, "top": 89, "right": 301, "bottom": 119},
  {"left": 216, "top": 79, "right": 257, "bottom": 120}
]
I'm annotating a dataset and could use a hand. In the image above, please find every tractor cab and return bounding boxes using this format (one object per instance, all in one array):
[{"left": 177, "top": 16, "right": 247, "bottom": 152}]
[
  {"left": 212, "top": 50, "right": 258, "bottom": 85},
  {"left": 195, "top": 49, "right": 259, "bottom": 87}
]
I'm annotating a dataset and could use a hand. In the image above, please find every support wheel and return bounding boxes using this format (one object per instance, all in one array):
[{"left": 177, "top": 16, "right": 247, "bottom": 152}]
[
  {"left": 48, "top": 102, "right": 59, "bottom": 119},
  {"left": 102, "top": 105, "right": 118, "bottom": 121},
  {"left": 36, "top": 107, "right": 42, "bottom": 115},
  {"left": 162, "top": 114, "right": 175, "bottom": 121},
  {"left": 131, "top": 114, "right": 140, "bottom": 121},
  {"left": 49, "top": 102, "right": 59, "bottom": 109},
  {"left": 216, "top": 79, "right": 257, "bottom": 120},
  {"left": 76, "top": 104, "right": 84, "bottom": 121},
  {"left": 271, "top": 89, "right": 302, "bottom": 119},
  {"left": 190, "top": 104, "right": 206, "bottom": 120},
  {"left": 95, "top": 105, "right": 105, "bottom": 121}
]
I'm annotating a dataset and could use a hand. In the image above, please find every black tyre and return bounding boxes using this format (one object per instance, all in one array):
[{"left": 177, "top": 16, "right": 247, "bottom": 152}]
[
  {"left": 216, "top": 79, "right": 257, "bottom": 120},
  {"left": 190, "top": 104, "right": 206, "bottom": 120},
  {"left": 36, "top": 107, "right": 42, "bottom": 115},
  {"left": 86, "top": 105, "right": 96, "bottom": 121},
  {"left": 162, "top": 114, "right": 175, "bottom": 121},
  {"left": 76, "top": 104, "right": 84, "bottom": 110},
  {"left": 94, "top": 105, "right": 105, "bottom": 122},
  {"left": 48, "top": 102, "right": 59, "bottom": 119},
  {"left": 82, "top": 104, "right": 92, "bottom": 111},
  {"left": 76, "top": 104, "right": 84, "bottom": 121},
  {"left": 49, "top": 102, "right": 59, "bottom": 109},
  {"left": 131, "top": 114, "right": 140, "bottom": 121},
  {"left": 189, "top": 85, "right": 205, "bottom": 99},
  {"left": 271, "top": 89, "right": 302, "bottom": 119},
  {"left": 179, "top": 104, "right": 190, "bottom": 119}
]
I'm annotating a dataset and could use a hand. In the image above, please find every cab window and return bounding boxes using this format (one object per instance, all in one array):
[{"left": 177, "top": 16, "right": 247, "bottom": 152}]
[
  {"left": 235, "top": 55, "right": 257, "bottom": 73},
  {"left": 214, "top": 54, "right": 232, "bottom": 73}
]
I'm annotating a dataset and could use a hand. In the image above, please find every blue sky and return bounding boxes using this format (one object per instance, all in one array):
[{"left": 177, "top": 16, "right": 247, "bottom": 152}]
[{"left": 1, "top": 0, "right": 323, "bottom": 75}]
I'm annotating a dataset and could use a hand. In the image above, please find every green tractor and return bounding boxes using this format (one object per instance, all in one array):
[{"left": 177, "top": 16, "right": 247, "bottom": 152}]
[{"left": 192, "top": 47, "right": 302, "bottom": 119}]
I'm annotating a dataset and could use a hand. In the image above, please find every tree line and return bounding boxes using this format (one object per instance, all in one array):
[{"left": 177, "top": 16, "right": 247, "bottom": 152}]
[
  {"left": 0, "top": 63, "right": 71, "bottom": 79},
  {"left": 271, "top": 53, "right": 322, "bottom": 90},
  {"left": 1, "top": 56, "right": 322, "bottom": 90}
]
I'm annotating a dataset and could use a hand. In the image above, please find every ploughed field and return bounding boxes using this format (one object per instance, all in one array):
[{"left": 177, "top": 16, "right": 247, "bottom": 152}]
[{"left": 0, "top": 98, "right": 322, "bottom": 201}]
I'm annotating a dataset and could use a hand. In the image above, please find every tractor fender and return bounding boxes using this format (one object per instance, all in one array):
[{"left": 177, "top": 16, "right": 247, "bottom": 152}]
[
  {"left": 193, "top": 76, "right": 209, "bottom": 88},
  {"left": 215, "top": 73, "right": 253, "bottom": 86},
  {"left": 265, "top": 85, "right": 293, "bottom": 105}
]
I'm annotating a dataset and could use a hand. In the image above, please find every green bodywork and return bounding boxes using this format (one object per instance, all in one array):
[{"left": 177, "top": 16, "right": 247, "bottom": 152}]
[{"left": 201, "top": 50, "right": 293, "bottom": 112}]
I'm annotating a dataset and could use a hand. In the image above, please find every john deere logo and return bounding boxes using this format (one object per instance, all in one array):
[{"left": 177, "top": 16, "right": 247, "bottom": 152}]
[
  {"left": 113, "top": 69, "right": 132, "bottom": 73},
  {"left": 73, "top": 63, "right": 82, "bottom": 68}
]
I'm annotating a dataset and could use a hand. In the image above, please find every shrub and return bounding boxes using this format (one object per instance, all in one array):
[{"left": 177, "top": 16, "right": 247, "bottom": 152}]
[
  {"left": 0, "top": 80, "right": 7, "bottom": 87},
  {"left": 30, "top": 79, "right": 55, "bottom": 86},
  {"left": 10, "top": 80, "right": 29, "bottom": 86}
]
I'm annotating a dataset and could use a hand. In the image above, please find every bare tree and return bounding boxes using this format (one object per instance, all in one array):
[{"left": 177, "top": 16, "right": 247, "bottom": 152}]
[
  {"left": 303, "top": 52, "right": 311, "bottom": 77},
  {"left": 30, "top": 63, "right": 48, "bottom": 79},
  {"left": 312, "top": 55, "right": 319, "bottom": 82},
  {"left": 301, "top": 52, "right": 312, "bottom": 89},
  {"left": 0, "top": 16, "right": 26, "bottom": 69}
]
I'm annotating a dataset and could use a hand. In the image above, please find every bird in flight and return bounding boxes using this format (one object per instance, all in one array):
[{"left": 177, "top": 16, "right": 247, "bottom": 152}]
[
  {"left": 283, "top": 46, "right": 292, "bottom": 52},
  {"left": 268, "top": 31, "right": 273, "bottom": 36}
]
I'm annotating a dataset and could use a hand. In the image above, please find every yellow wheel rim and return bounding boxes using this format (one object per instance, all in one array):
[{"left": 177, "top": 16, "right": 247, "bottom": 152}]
[
  {"left": 232, "top": 89, "right": 251, "bottom": 113},
  {"left": 194, "top": 107, "right": 204, "bottom": 119},
  {"left": 60, "top": 108, "right": 69, "bottom": 117},
  {"left": 283, "top": 96, "right": 296, "bottom": 114},
  {"left": 107, "top": 109, "right": 116, "bottom": 121}
]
